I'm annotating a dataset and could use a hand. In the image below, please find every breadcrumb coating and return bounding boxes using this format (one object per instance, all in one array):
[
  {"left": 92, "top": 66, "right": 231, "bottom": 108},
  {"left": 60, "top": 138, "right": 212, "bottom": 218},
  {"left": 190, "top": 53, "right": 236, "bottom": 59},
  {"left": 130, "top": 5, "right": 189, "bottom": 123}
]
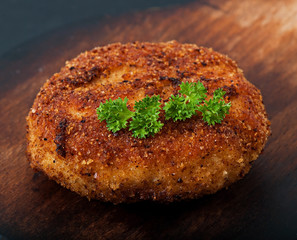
[{"left": 26, "top": 41, "right": 271, "bottom": 203}]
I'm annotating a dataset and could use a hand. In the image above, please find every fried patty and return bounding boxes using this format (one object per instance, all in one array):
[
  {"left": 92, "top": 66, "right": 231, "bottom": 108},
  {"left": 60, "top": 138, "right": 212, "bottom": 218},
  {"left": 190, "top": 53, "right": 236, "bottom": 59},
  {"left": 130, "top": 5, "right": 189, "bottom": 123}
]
[{"left": 26, "top": 41, "right": 271, "bottom": 203}]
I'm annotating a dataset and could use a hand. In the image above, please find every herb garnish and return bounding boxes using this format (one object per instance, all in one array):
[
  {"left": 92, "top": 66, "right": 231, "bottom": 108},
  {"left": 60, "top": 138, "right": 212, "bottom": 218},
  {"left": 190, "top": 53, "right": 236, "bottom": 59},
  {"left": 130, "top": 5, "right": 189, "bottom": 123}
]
[
  {"left": 97, "top": 82, "right": 231, "bottom": 138},
  {"left": 97, "top": 95, "right": 163, "bottom": 138},
  {"left": 97, "top": 97, "right": 134, "bottom": 133},
  {"left": 129, "top": 95, "right": 163, "bottom": 138},
  {"left": 198, "top": 88, "right": 231, "bottom": 125},
  {"left": 163, "top": 82, "right": 207, "bottom": 121}
]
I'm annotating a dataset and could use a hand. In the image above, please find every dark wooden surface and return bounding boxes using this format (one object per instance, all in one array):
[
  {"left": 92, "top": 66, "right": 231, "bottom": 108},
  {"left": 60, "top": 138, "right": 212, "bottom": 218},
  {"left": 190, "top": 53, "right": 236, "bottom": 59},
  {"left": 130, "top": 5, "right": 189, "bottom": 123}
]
[{"left": 1, "top": 0, "right": 297, "bottom": 239}]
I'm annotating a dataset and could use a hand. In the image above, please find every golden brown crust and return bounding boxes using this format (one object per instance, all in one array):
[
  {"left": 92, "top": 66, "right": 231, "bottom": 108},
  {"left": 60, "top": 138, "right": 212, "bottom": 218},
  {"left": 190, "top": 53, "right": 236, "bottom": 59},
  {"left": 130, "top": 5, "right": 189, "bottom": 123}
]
[{"left": 26, "top": 41, "right": 271, "bottom": 203}]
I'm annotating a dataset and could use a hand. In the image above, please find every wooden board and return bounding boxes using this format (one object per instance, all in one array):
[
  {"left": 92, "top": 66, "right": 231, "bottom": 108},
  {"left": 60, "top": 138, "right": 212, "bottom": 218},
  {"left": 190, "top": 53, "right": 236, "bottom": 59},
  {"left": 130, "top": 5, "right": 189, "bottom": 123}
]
[{"left": 1, "top": 0, "right": 297, "bottom": 239}]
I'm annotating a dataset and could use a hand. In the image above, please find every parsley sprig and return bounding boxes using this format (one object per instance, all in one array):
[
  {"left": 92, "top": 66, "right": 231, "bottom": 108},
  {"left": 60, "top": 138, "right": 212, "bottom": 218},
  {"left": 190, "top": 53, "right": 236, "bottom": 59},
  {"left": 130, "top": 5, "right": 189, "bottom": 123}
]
[
  {"left": 97, "top": 97, "right": 134, "bottom": 132},
  {"left": 96, "top": 82, "right": 231, "bottom": 138},
  {"left": 164, "top": 82, "right": 207, "bottom": 121},
  {"left": 129, "top": 96, "right": 164, "bottom": 138},
  {"left": 97, "top": 95, "right": 163, "bottom": 138},
  {"left": 198, "top": 89, "right": 231, "bottom": 125}
]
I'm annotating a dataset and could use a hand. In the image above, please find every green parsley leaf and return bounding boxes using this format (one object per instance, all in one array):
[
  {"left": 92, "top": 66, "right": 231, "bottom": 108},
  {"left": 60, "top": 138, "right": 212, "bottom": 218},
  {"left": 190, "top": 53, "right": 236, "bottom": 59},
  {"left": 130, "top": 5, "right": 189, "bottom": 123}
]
[
  {"left": 129, "top": 95, "right": 163, "bottom": 138},
  {"left": 96, "top": 82, "right": 231, "bottom": 138},
  {"left": 164, "top": 81, "right": 207, "bottom": 121},
  {"left": 96, "top": 97, "right": 134, "bottom": 132},
  {"left": 198, "top": 89, "right": 231, "bottom": 125},
  {"left": 179, "top": 81, "right": 207, "bottom": 103}
]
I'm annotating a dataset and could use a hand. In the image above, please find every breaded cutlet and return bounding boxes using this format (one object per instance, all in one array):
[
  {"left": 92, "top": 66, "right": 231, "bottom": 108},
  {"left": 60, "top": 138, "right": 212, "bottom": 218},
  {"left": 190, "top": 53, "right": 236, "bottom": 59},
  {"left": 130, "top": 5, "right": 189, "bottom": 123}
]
[{"left": 26, "top": 41, "right": 271, "bottom": 203}]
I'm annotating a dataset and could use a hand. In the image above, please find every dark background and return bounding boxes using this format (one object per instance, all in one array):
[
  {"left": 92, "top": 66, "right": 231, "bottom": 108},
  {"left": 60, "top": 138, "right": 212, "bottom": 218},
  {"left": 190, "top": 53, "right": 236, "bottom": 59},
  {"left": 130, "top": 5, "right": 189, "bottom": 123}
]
[{"left": 0, "top": 0, "right": 194, "bottom": 58}]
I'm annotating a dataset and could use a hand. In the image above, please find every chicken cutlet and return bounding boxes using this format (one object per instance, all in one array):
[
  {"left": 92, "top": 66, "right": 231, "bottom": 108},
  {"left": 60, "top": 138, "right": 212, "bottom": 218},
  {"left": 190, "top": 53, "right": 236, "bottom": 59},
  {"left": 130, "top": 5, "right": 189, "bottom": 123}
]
[{"left": 26, "top": 41, "right": 271, "bottom": 203}]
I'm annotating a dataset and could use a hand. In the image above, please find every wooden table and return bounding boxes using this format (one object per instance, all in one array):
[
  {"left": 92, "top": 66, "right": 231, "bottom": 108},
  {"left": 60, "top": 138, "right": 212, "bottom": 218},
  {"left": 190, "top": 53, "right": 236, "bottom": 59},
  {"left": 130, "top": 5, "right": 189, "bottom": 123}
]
[{"left": 1, "top": 0, "right": 297, "bottom": 239}]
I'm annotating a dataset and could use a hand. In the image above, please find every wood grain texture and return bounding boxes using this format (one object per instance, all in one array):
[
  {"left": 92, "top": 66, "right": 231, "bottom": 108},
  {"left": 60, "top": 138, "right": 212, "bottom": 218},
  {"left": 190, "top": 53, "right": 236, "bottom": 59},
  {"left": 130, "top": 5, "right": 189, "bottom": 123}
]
[{"left": 0, "top": 0, "right": 297, "bottom": 239}]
